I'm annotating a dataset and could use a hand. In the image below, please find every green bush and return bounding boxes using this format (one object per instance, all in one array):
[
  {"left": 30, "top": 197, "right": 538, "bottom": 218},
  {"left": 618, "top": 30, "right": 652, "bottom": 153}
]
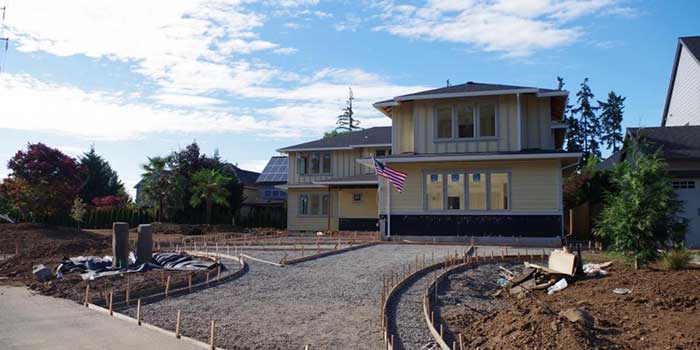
[{"left": 661, "top": 249, "right": 691, "bottom": 270}]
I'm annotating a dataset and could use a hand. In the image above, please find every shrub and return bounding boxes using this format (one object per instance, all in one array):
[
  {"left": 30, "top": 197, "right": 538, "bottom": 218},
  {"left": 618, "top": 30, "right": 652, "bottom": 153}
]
[{"left": 661, "top": 249, "right": 691, "bottom": 270}]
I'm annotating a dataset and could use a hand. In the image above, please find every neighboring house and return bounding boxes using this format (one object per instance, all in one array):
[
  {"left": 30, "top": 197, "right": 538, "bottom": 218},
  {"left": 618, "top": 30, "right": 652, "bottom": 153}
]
[
  {"left": 278, "top": 82, "right": 582, "bottom": 244},
  {"left": 662, "top": 36, "right": 700, "bottom": 126},
  {"left": 600, "top": 35, "right": 700, "bottom": 248},
  {"left": 277, "top": 127, "right": 392, "bottom": 232},
  {"left": 221, "top": 163, "right": 261, "bottom": 204},
  {"left": 256, "top": 156, "right": 288, "bottom": 203},
  {"left": 613, "top": 127, "right": 700, "bottom": 247}
]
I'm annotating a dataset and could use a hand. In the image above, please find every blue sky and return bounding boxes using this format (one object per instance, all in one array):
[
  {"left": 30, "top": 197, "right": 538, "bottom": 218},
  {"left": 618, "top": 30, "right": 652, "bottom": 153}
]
[{"left": 0, "top": 0, "right": 698, "bottom": 197}]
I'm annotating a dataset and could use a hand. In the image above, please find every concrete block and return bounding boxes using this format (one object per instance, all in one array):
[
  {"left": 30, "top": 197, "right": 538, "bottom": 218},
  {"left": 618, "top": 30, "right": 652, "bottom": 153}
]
[
  {"left": 112, "top": 222, "right": 130, "bottom": 269},
  {"left": 136, "top": 224, "right": 153, "bottom": 265}
]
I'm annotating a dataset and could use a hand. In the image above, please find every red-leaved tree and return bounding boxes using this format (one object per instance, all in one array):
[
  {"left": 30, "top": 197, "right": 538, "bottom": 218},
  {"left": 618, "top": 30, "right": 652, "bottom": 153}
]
[{"left": 1, "top": 143, "right": 85, "bottom": 221}]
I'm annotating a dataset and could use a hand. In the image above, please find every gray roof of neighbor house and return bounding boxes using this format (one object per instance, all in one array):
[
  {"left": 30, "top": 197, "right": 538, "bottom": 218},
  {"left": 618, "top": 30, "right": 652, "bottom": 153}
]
[
  {"left": 597, "top": 151, "right": 622, "bottom": 171},
  {"left": 628, "top": 125, "right": 700, "bottom": 160},
  {"left": 277, "top": 127, "right": 391, "bottom": 152},
  {"left": 662, "top": 36, "right": 700, "bottom": 126},
  {"left": 221, "top": 164, "right": 260, "bottom": 186},
  {"left": 396, "top": 82, "right": 560, "bottom": 99}
]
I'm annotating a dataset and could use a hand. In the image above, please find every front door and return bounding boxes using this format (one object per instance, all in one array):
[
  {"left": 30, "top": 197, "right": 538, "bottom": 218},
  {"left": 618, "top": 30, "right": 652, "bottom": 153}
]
[{"left": 674, "top": 179, "right": 700, "bottom": 248}]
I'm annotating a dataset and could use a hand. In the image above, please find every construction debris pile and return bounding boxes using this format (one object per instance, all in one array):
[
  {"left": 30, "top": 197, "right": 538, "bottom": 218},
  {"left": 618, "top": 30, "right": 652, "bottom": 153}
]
[{"left": 498, "top": 248, "right": 613, "bottom": 297}]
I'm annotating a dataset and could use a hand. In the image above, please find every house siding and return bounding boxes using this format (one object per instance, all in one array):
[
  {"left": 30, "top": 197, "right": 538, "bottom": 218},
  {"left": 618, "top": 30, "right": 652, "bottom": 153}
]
[
  {"left": 392, "top": 94, "right": 553, "bottom": 154},
  {"left": 288, "top": 149, "right": 365, "bottom": 184},
  {"left": 379, "top": 159, "right": 561, "bottom": 214},
  {"left": 287, "top": 188, "right": 339, "bottom": 231},
  {"left": 666, "top": 45, "right": 700, "bottom": 126}
]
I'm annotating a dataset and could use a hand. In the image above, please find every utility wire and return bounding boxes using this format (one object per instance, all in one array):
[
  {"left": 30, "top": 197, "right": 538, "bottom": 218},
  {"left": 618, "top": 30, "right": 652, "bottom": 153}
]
[{"left": 0, "top": 5, "right": 8, "bottom": 73}]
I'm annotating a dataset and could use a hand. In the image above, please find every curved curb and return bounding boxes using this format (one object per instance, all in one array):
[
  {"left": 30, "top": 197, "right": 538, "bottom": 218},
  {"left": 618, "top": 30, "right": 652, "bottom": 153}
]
[
  {"left": 380, "top": 246, "right": 474, "bottom": 350},
  {"left": 423, "top": 251, "right": 547, "bottom": 350}
]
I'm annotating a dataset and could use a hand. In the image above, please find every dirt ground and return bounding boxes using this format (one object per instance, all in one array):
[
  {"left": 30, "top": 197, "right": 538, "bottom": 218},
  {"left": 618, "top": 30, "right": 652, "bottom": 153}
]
[
  {"left": 0, "top": 224, "right": 217, "bottom": 304},
  {"left": 445, "top": 254, "right": 700, "bottom": 350}
]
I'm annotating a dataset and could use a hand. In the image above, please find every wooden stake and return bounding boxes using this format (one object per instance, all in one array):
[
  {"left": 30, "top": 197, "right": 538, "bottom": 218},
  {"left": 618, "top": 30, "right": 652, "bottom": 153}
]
[
  {"left": 175, "top": 310, "right": 182, "bottom": 339},
  {"left": 108, "top": 291, "right": 113, "bottom": 316},
  {"left": 188, "top": 274, "right": 193, "bottom": 293},
  {"left": 206, "top": 271, "right": 210, "bottom": 287},
  {"left": 136, "top": 298, "right": 142, "bottom": 325},
  {"left": 126, "top": 276, "right": 130, "bottom": 306},
  {"left": 210, "top": 320, "right": 216, "bottom": 350},
  {"left": 431, "top": 311, "right": 434, "bottom": 325},
  {"left": 84, "top": 284, "right": 90, "bottom": 307},
  {"left": 459, "top": 333, "right": 464, "bottom": 350},
  {"left": 165, "top": 275, "right": 171, "bottom": 298},
  {"left": 440, "top": 324, "right": 444, "bottom": 338},
  {"left": 217, "top": 265, "right": 221, "bottom": 282}
]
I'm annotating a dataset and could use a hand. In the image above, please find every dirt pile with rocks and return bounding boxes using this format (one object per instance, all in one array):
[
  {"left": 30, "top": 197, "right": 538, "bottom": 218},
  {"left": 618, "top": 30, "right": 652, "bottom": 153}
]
[
  {"left": 450, "top": 262, "right": 700, "bottom": 350},
  {"left": 0, "top": 224, "right": 203, "bottom": 304}
]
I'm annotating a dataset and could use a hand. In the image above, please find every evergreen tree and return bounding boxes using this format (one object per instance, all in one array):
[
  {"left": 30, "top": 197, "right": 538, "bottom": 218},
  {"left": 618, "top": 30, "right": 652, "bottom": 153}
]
[
  {"left": 559, "top": 77, "right": 584, "bottom": 153},
  {"left": 598, "top": 91, "right": 625, "bottom": 152},
  {"left": 79, "top": 147, "right": 126, "bottom": 203},
  {"left": 335, "top": 87, "right": 360, "bottom": 132},
  {"left": 572, "top": 78, "right": 601, "bottom": 163},
  {"left": 596, "top": 143, "right": 687, "bottom": 267}
]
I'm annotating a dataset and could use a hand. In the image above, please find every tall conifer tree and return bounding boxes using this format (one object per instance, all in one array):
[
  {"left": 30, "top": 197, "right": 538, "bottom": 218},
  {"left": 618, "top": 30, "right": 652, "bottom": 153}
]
[{"left": 598, "top": 91, "right": 625, "bottom": 152}]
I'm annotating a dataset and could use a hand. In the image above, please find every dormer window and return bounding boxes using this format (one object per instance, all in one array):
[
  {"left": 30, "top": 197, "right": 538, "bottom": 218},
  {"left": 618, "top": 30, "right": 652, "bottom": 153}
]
[{"left": 434, "top": 102, "right": 498, "bottom": 140}]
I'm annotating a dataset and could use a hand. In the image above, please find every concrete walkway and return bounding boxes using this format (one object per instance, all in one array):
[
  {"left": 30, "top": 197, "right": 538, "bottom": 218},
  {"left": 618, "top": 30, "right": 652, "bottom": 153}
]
[{"left": 0, "top": 286, "right": 202, "bottom": 350}]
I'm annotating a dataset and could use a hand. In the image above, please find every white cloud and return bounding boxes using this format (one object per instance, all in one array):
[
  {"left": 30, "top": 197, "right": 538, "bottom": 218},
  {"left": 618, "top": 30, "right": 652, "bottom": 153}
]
[
  {"left": 150, "top": 94, "right": 228, "bottom": 107},
  {"left": 237, "top": 159, "right": 270, "bottom": 172},
  {"left": 373, "top": 0, "right": 629, "bottom": 57},
  {"left": 273, "top": 47, "right": 299, "bottom": 55}
]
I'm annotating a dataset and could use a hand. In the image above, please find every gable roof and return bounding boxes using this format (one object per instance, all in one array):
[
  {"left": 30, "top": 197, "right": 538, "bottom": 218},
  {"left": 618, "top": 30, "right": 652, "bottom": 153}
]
[
  {"left": 373, "top": 81, "right": 568, "bottom": 117},
  {"left": 597, "top": 151, "right": 622, "bottom": 171},
  {"left": 277, "top": 127, "right": 391, "bottom": 152},
  {"left": 662, "top": 36, "right": 700, "bottom": 126},
  {"left": 221, "top": 164, "right": 260, "bottom": 186},
  {"left": 627, "top": 125, "right": 700, "bottom": 160}
]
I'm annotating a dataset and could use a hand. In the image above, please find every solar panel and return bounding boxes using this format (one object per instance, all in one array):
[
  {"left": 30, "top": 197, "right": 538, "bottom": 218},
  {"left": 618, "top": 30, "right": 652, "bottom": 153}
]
[{"left": 256, "top": 156, "right": 288, "bottom": 183}]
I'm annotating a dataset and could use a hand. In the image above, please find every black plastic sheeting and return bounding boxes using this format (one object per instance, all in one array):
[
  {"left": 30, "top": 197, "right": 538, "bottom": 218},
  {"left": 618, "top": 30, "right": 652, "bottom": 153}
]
[{"left": 56, "top": 252, "right": 224, "bottom": 280}]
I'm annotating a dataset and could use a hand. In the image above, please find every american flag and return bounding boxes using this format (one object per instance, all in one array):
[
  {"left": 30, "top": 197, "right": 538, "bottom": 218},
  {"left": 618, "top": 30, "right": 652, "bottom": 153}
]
[{"left": 373, "top": 157, "right": 407, "bottom": 192}]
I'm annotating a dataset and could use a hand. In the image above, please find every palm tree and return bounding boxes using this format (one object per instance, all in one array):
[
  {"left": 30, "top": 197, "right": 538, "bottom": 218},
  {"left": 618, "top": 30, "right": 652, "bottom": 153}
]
[
  {"left": 140, "top": 156, "right": 184, "bottom": 221},
  {"left": 190, "top": 169, "right": 231, "bottom": 224}
]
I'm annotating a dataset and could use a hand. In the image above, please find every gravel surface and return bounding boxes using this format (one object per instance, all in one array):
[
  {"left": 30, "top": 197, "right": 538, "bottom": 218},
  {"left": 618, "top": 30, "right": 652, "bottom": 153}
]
[{"left": 122, "top": 244, "right": 467, "bottom": 350}]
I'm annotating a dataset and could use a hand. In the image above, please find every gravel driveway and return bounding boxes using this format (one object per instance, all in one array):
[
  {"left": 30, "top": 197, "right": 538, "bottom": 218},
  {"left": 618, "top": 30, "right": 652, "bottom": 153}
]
[{"left": 123, "top": 244, "right": 466, "bottom": 350}]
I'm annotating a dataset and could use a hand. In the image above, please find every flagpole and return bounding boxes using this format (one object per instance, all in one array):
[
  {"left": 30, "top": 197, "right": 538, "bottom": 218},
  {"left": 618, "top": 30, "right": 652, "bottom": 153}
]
[{"left": 387, "top": 178, "right": 391, "bottom": 239}]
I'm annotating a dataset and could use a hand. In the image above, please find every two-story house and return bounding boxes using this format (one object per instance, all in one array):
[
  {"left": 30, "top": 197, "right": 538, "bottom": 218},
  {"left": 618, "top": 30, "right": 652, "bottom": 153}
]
[
  {"left": 278, "top": 82, "right": 581, "bottom": 244},
  {"left": 277, "top": 127, "right": 392, "bottom": 232}
]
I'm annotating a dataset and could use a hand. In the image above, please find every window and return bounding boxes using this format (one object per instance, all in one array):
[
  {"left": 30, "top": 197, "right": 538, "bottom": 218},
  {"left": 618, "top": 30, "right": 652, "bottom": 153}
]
[
  {"left": 264, "top": 190, "right": 272, "bottom": 197},
  {"left": 298, "top": 152, "right": 331, "bottom": 175},
  {"left": 376, "top": 149, "right": 386, "bottom": 157},
  {"left": 447, "top": 173, "right": 464, "bottom": 210},
  {"left": 353, "top": 193, "right": 362, "bottom": 201},
  {"left": 311, "top": 153, "right": 321, "bottom": 174},
  {"left": 297, "top": 154, "right": 308, "bottom": 175},
  {"left": 425, "top": 171, "right": 510, "bottom": 211},
  {"left": 299, "top": 193, "right": 329, "bottom": 216},
  {"left": 490, "top": 173, "right": 509, "bottom": 210},
  {"left": 299, "top": 194, "right": 309, "bottom": 215},
  {"left": 468, "top": 172, "right": 487, "bottom": 210},
  {"left": 480, "top": 104, "right": 496, "bottom": 137},
  {"left": 434, "top": 103, "right": 497, "bottom": 140},
  {"left": 456, "top": 105, "right": 475, "bottom": 138},
  {"left": 322, "top": 153, "right": 332, "bottom": 173},
  {"left": 673, "top": 181, "right": 696, "bottom": 189},
  {"left": 426, "top": 174, "right": 444, "bottom": 210},
  {"left": 436, "top": 106, "right": 452, "bottom": 138}
]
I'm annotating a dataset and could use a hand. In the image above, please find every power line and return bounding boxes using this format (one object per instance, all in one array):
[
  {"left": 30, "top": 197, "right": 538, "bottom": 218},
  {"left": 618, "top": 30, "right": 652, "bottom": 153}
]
[{"left": 0, "top": 5, "right": 8, "bottom": 73}]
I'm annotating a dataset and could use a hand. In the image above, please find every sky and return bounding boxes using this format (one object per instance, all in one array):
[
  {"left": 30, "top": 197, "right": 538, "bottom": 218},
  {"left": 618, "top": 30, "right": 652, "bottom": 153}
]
[{"left": 0, "top": 0, "right": 698, "bottom": 197}]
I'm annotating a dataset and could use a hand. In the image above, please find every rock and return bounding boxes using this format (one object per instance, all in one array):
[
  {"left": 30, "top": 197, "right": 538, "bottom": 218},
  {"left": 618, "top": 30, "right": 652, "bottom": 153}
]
[
  {"left": 558, "top": 307, "right": 594, "bottom": 328},
  {"left": 32, "top": 264, "right": 52, "bottom": 282}
]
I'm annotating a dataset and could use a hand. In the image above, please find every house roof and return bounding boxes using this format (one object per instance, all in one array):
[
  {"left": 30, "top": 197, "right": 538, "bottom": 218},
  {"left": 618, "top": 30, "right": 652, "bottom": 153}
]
[
  {"left": 628, "top": 125, "right": 700, "bottom": 160},
  {"left": 597, "top": 151, "right": 622, "bottom": 171},
  {"left": 373, "top": 81, "right": 568, "bottom": 118},
  {"left": 256, "top": 156, "right": 288, "bottom": 184},
  {"left": 222, "top": 164, "right": 260, "bottom": 186},
  {"left": 277, "top": 127, "right": 391, "bottom": 152},
  {"left": 395, "top": 82, "right": 561, "bottom": 101},
  {"left": 662, "top": 36, "right": 700, "bottom": 126}
]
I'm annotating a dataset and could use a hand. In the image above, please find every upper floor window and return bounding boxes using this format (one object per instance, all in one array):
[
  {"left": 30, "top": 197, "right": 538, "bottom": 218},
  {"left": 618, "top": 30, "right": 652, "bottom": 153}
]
[
  {"left": 375, "top": 148, "right": 392, "bottom": 157},
  {"left": 297, "top": 152, "right": 331, "bottom": 175},
  {"left": 434, "top": 103, "right": 497, "bottom": 140}
]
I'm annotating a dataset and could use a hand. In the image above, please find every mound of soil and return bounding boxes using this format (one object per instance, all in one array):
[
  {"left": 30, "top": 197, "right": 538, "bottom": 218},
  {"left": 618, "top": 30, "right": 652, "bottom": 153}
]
[
  {"left": 0, "top": 224, "right": 208, "bottom": 304},
  {"left": 450, "top": 262, "right": 700, "bottom": 350}
]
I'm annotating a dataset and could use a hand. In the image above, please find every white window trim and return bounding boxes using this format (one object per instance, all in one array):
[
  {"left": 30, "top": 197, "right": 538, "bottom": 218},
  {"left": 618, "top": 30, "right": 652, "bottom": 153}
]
[
  {"left": 433, "top": 102, "right": 499, "bottom": 142},
  {"left": 422, "top": 169, "right": 511, "bottom": 212}
]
